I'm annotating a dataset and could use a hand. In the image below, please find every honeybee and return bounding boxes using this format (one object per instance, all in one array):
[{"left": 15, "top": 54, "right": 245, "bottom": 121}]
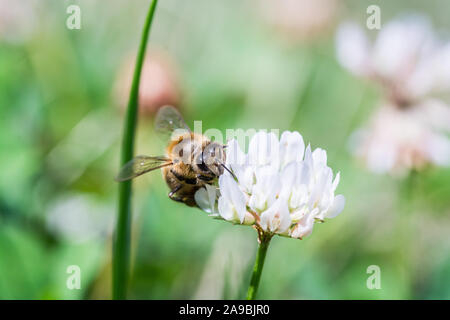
[{"left": 116, "top": 105, "right": 233, "bottom": 207}]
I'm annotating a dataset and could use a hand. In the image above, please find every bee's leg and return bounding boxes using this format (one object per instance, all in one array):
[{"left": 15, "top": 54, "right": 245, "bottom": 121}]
[
  {"left": 168, "top": 185, "right": 183, "bottom": 203},
  {"left": 169, "top": 195, "right": 184, "bottom": 203}
]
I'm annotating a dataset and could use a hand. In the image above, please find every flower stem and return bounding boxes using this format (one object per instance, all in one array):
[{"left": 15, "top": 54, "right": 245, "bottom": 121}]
[
  {"left": 113, "top": 0, "right": 158, "bottom": 300},
  {"left": 246, "top": 234, "right": 272, "bottom": 300}
]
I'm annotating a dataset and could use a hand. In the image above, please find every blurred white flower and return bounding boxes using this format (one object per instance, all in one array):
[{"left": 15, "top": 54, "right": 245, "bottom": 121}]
[
  {"left": 337, "top": 14, "right": 450, "bottom": 175},
  {"left": 350, "top": 100, "right": 450, "bottom": 176},
  {"left": 46, "top": 194, "right": 113, "bottom": 243},
  {"left": 336, "top": 15, "right": 450, "bottom": 104},
  {"left": 195, "top": 131, "right": 345, "bottom": 240}
]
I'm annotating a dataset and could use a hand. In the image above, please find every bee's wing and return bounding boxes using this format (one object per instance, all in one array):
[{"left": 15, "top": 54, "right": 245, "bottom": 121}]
[
  {"left": 115, "top": 155, "right": 172, "bottom": 182},
  {"left": 155, "top": 105, "right": 191, "bottom": 142}
]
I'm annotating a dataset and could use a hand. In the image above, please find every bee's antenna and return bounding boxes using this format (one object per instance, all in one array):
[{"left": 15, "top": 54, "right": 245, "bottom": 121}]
[{"left": 218, "top": 161, "right": 237, "bottom": 180}]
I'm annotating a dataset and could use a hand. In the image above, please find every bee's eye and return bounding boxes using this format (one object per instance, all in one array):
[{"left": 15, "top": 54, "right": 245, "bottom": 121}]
[{"left": 178, "top": 149, "right": 184, "bottom": 157}]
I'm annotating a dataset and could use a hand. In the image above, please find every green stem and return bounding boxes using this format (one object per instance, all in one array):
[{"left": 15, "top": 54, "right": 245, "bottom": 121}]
[
  {"left": 246, "top": 234, "right": 272, "bottom": 300},
  {"left": 113, "top": 0, "right": 158, "bottom": 300}
]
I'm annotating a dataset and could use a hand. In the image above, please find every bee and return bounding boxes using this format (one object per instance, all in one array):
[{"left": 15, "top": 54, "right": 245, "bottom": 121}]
[{"left": 116, "top": 105, "right": 233, "bottom": 207}]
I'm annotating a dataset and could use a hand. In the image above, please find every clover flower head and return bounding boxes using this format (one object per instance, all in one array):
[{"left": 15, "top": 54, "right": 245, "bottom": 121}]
[{"left": 195, "top": 131, "right": 345, "bottom": 240}]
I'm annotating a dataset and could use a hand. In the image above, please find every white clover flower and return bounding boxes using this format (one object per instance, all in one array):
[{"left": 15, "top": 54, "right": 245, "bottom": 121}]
[
  {"left": 336, "top": 15, "right": 450, "bottom": 104},
  {"left": 195, "top": 131, "right": 345, "bottom": 240}
]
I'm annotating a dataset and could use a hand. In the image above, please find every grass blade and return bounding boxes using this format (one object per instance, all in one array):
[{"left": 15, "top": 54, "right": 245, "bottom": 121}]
[{"left": 113, "top": 0, "right": 159, "bottom": 300}]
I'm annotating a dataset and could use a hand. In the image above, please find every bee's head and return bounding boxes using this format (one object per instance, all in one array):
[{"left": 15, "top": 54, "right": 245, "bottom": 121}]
[{"left": 193, "top": 142, "right": 226, "bottom": 177}]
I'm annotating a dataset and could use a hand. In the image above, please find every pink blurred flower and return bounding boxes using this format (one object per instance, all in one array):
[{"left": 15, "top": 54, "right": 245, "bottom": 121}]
[
  {"left": 114, "top": 49, "right": 180, "bottom": 116},
  {"left": 260, "top": 0, "right": 338, "bottom": 42},
  {"left": 0, "top": 0, "right": 37, "bottom": 43}
]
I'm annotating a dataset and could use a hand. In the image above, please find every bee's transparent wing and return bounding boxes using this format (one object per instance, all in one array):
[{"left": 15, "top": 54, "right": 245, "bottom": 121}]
[
  {"left": 115, "top": 155, "right": 172, "bottom": 182},
  {"left": 155, "top": 105, "right": 191, "bottom": 142}
]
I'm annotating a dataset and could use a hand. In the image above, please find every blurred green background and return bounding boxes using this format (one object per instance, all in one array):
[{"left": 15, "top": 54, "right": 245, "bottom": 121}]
[{"left": 0, "top": 0, "right": 449, "bottom": 299}]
